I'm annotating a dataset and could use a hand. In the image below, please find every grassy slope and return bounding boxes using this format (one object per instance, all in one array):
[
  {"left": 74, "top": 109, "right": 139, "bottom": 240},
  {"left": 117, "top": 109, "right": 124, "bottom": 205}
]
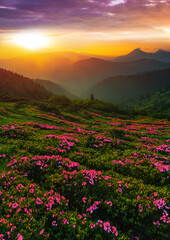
[
  {"left": 126, "top": 87, "right": 170, "bottom": 117},
  {"left": 0, "top": 102, "right": 169, "bottom": 240}
]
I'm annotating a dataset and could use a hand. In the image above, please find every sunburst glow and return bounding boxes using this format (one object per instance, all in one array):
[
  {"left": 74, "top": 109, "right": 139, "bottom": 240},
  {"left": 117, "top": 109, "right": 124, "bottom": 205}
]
[{"left": 13, "top": 32, "right": 48, "bottom": 50}]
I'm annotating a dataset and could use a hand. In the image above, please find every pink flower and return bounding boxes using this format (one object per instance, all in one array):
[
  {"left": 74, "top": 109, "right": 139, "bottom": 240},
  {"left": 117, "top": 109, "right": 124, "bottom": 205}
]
[
  {"left": 12, "top": 203, "right": 19, "bottom": 209},
  {"left": 90, "top": 223, "right": 95, "bottom": 229},
  {"left": 105, "top": 201, "right": 112, "bottom": 207},
  {"left": 36, "top": 198, "right": 43, "bottom": 205},
  {"left": 29, "top": 189, "right": 34, "bottom": 193},
  {"left": 11, "top": 226, "right": 16, "bottom": 232},
  {"left": 82, "top": 197, "right": 87, "bottom": 203},
  {"left": 0, "top": 234, "right": 5, "bottom": 240},
  {"left": 154, "top": 192, "right": 157, "bottom": 197},
  {"left": 139, "top": 204, "right": 143, "bottom": 212},
  {"left": 17, "top": 233, "right": 23, "bottom": 240},
  {"left": 105, "top": 176, "right": 111, "bottom": 180},
  {"left": 16, "top": 184, "right": 24, "bottom": 190},
  {"left": 39, "top": 229, "right": 44, "bottom": 235},
  {"left": 52, "top": 221, "right": 57, "bottom": 226},
  {"left": 30, "top": 184, "right": 36, "bottom": 188}
]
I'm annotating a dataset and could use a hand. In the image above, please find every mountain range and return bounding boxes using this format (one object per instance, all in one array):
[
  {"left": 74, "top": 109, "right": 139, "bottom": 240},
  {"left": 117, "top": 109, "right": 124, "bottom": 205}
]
[
  {"left": 64, "top": 58, "right": 170, "bottom": 92},
  {"left": 85, "top": 68, "right": 170, "bottom": 104},
  {"left": 1, "top": 49, "right": 170, "bottom": 94},
  {"left": 114, "top": 48, "right": 170, "bottom": 63},
  {"left": 0, "top": 49, "right": 170, "bottom": 106}
]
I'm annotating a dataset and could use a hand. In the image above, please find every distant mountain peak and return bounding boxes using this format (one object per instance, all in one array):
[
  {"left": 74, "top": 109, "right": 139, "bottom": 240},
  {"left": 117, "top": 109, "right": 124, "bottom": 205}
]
[
  {"left": 129, "top": 48, "right": 146, "bottom": 55},
  {"left": 156, "top": 49, "right": 164, "bottom": 53},
  {"left": 115, "top": 48, "right": 170, "bottom": 63},
  {"left": 155, "top": 49, "right": 170, "bottom": 54},
  {"left": 79, "top": 57, "right": 106, "bottom": 62},
  {"left": 132, "top": 48, "right": 143, "bottom": 52}
]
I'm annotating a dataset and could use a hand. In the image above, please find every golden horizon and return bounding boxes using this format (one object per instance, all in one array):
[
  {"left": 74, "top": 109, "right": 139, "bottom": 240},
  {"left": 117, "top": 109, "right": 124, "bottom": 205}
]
[{"left": 0, "top": 27, "right": 169, "bottom": 59}]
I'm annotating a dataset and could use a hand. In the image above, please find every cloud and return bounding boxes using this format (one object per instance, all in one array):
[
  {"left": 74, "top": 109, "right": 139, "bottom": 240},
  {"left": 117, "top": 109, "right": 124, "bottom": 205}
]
[
  {"left": 48, "top": 33, "right": 66, "bottom": 37},
  {"left": 0, "top": 0, "right": 169, "bottom": 34}
]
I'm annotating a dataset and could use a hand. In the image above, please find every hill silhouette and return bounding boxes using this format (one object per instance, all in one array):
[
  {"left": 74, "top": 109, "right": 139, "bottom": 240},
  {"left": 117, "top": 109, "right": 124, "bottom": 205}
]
[
  {"left": 1, "top": 52, "right": 170, "bottom": 93},
  {"left": 60, "top": 58, "right": 170, "bottom": 92},
  {"left": 85, "top": 68, "right": 170, "bottom": 104},
  {"left": 0, "top": 68, "right": 50, "bottom": 100},
  {"left": 114, "top": 48, "right": 170, "bottom": 63},
  {"left": 34, "top": 79, "right": 77, "bottom": 99}
]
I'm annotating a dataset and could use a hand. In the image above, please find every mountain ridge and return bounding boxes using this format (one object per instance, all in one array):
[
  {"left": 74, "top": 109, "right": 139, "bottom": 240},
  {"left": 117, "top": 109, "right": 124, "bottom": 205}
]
[
  {"left": 1, "top": 49, "right": 170, "bottom": 95},
  {"left": 0, "top": 68, "right": 51, "bottom": 100},
  {"left": 34, "top": 79, "right": 77, "bottom": 99},
  {"left": 61, "top": 57, "right": 170, "bottom": 92},
  {"left": 114, "top": 48, "right": 170, "bottom": 63},
  {"left": 85, "top": 68, "right": 170, "bottom": 104}
]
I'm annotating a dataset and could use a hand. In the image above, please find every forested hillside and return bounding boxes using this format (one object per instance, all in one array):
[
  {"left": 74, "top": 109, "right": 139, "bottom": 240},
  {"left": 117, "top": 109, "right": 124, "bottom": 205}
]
[
  {"left": 86, "top": 68, "right": 170, "bottom": 103},
  {"left": 126, "top": 86, "right": 170, "bottom": 118},
  {"left": 0, "top": 68, "right": 50, "bottom": 100}
]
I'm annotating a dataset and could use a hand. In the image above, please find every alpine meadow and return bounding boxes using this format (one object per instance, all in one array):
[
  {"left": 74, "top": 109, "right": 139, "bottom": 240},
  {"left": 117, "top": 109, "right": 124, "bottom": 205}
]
[{"left": 0, "top": 1, "right": 169, "bottom": 240}]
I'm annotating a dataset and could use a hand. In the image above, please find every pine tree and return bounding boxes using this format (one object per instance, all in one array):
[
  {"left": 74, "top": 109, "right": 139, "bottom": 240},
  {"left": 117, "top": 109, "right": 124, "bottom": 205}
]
[{"left": 90, "top": 93, "right": 95, "bottom": 100}]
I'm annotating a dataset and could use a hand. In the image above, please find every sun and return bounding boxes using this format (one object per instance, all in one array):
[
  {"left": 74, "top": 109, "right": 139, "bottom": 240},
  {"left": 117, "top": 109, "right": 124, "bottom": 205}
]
[{"left": 13, "top": 31, "right": 48, "bottom": 50}]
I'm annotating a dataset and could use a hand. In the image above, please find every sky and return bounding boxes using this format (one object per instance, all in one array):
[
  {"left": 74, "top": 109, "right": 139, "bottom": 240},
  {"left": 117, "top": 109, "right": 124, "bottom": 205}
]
[{"left": 0, "top": 0, "right": 170, "bottom": 58}]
